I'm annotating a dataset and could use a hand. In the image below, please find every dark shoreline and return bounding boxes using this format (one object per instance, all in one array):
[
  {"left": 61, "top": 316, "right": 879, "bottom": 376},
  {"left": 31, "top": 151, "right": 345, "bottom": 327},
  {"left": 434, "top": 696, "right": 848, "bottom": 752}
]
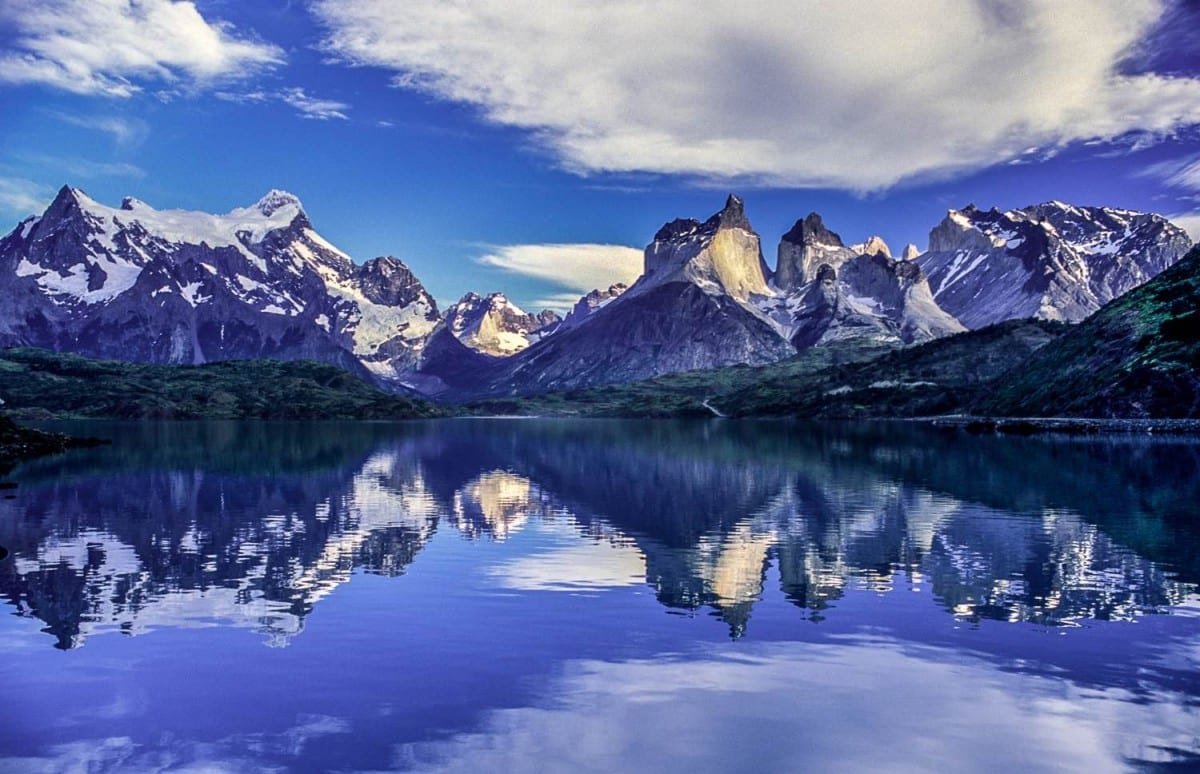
[
  {"left": 17, "top": 413, "right": 1200, "bottom": 439},
  {"left": 920, "top": 416, "right": 1200, "bottom": 436},
  {"left": 0, "top": 416, "right": 109, "bottom": 475}
]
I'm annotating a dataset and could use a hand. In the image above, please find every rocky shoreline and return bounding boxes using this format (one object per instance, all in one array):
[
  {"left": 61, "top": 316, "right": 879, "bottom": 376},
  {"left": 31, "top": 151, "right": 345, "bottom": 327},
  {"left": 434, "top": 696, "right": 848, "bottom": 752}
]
[{"left": 0, "top": 415, "right": 108, "bottom": 475}]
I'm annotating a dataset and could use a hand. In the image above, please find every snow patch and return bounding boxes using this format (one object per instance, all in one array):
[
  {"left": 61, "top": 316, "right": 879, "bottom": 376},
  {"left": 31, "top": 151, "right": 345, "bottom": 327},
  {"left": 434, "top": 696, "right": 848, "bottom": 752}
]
[{"left": 16, "top": 256, "right": 143, "bottom": 304}]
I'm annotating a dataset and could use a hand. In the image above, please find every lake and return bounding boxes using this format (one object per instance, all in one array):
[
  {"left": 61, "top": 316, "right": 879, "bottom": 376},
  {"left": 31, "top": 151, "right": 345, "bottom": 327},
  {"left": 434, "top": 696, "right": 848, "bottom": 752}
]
[{"left": 1, "top": 419, "right": 1198, "bottom": 772}]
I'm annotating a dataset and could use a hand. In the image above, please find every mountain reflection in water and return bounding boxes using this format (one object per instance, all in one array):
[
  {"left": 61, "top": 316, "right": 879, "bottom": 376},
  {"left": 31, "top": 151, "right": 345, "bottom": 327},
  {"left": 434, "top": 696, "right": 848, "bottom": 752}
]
[
  {"left": 3, "top": 420, "right": 1196, "bottom": 647},
  {"left": 0, "top": 419, "right": 1198, "bottom": 772}
]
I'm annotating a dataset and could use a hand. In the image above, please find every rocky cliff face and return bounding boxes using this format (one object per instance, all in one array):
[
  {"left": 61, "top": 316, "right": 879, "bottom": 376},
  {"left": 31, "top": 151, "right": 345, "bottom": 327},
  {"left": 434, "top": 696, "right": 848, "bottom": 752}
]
[
  {"left": 444, "top": 292, "right": 560, "bottom": 356},
  {"left": 761, "top": 220, "right": 965, "bottom": 347},
  {"left": 775, "top": 213, "right": 858, "bottom": 292},
  {"left": 642, "top": 194, "right": 773, "bottom": 303},
  {"left": 0, "top": 187, "right": 440, "bottom": 384},
  {"left": 918, "top": 202, "right": 1193, "bottom": 329}
]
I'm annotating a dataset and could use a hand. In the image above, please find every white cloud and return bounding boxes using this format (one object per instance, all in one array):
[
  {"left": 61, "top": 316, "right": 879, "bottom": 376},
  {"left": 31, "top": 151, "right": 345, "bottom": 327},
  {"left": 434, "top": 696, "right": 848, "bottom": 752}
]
[
  {"left": 1167, "top": 212, "right": 1200, "bottom": 241},
  {"left": 314, "top": 0, "right": 1200, "bottom": 190},
  {"left": 0, "top": 0, "right": 282, "bottom": 97},
  {"left": 476, "top": 243, "right": 642, "bottom": 311},
  {"left": 0, "top": 177, "right": 52, "bottom": 219}
]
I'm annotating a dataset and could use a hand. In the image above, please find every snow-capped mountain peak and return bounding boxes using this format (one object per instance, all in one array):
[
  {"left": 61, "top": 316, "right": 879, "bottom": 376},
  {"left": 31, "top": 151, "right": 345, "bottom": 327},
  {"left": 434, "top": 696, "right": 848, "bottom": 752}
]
[
  {"left": 0, "top": 186, "right": 438, "bottom": 382},
  {"left": 919, "top": 201, "right": 1193, "bottom": 328},
  {"left": 443, "top": 291, "right": 560, "bottom": 356},
  {"left": 253, "top": 189, "right": 304, "bottom": 217}
]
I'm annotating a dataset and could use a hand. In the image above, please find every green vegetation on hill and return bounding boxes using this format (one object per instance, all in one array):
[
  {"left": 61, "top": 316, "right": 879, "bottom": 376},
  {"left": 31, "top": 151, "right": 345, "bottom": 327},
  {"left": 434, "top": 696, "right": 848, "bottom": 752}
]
[
  {"left": 470, "top": 340, "right": 891, "bottom": 417},
  {"left": 977, "top": 245, "right": 1200, "bottom": 418},
  {"left": 470, "top": 321, "right": 1064, "bottom": 418},
  {"left": 0, "top": 349, "right": 445, "bottom": 419}
]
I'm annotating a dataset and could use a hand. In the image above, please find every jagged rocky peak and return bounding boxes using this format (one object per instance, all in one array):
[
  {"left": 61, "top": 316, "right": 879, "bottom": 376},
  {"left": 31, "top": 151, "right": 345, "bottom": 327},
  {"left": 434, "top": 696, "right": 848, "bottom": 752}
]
[
  {"left": 535, "top": 309, "right": 561, "bottom": 327},
  {"left": 775, "top": 212, "right": 857, "bottom": 292},
  {"left": 927, "top": 206, "right": 1006, "bottom": 254},
  {"left": 650, "top": 194, "right": 753, "bottom": 244},
  {"left": 855, "top": 235, "right": 892, "bottom": 258},
  {"left": 781, "top": 212, "right": 843, "bottom": 247},
  {"left": 560, "top": 283, "right": 629, "bottom": 330},
  {"left": 42, "top": 184, "right": 91, "bottom": 221},
  {"left": 356, "top": 256, "right": 438, "bottom": 312},
  {"left": 444, "top": 290, "right": 560, "bottom": 357},
  {"left": 643, "top": 194, "right": 771, "bottom": 302},
  {"left": 901, "top": 243, "right": 921, "bottom": 261},
  {"left": 707, "top": 193, "right": 753, "bottom": 232}
]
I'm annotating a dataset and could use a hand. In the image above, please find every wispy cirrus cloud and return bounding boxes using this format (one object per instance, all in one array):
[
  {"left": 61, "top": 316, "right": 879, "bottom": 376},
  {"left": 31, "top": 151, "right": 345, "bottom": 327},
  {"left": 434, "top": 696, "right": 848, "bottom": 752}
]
[
  {"left": 278, "top": 87, "right": 350, "bottom": 121},
  {"left": 1146, "top": 156, "right": 1200, "bottom": 190},
  {"left": 314, "top": 0, "right": 1200, "bottom": 191},
  {"left": 0, "top": 177, "right": 53, "bottom": 219},
  {"left": 0, "top": 0, "right": 282, "bottom": 97},
  {"left": 48, "top": 112, "right": 150, "bottom": 146},
  {"left": 1167, "top": 212, "right": 1200, "bottom": 241},
  {"left": 16, "top": 153, "right": 145, "bottom": 181},
  {"left": 476, "top": 243, "right": 642, "bottom": 311},
  {"left": 216, "top": 87, "right": 350, "bottom": 121}
]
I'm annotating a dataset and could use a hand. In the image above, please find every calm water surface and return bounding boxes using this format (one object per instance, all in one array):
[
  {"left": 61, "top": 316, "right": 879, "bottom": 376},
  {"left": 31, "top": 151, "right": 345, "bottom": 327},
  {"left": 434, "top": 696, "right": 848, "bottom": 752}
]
[{"left": 1, "top": 419, "right": 1198, "bottom": 772}]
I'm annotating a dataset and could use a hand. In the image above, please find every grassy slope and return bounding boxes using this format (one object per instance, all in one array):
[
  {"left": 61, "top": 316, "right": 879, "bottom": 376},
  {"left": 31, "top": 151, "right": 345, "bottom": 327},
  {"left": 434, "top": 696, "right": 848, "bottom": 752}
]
[
  {"left": 719, "top": 319, "right": 1064, "bottom": 417},
  {"left": 470, "top": 321, "right": 1064, "bottom": 418},
  {"left": 976, "top": 245, "right": 1200, "bottom": 418},
  {"left": 468, "top": 340, "right": 892, "bottom": 417},
  {"left": 0, "top": 348, "right": 445, "bottom": 419}
]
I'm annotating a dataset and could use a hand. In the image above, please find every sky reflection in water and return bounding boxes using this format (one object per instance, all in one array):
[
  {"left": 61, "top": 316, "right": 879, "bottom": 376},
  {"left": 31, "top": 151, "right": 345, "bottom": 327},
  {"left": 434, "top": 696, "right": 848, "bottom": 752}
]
[{"left": 0, "top": 419, "right": 1197, "bottom": 772}]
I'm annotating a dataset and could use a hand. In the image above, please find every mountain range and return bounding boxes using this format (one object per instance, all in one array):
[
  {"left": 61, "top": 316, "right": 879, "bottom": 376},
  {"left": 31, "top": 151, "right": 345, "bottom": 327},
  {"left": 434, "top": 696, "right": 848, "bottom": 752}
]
[{"left": 0, "top": 185, "right": 1192, "bottom": 402}]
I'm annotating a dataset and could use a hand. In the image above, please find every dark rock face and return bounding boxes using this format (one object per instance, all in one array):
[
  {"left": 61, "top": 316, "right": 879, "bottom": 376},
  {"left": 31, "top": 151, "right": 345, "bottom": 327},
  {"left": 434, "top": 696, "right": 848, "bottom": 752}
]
[
  {"left": 559, "top": 284, "right": 629, "bottom": 331},
  {"left": 355, "top": 256, "right": 435, "bottom": 309},
  {"left": 775, "top": 212, "right": 857, "bottom": 292},
  {"left": 455, "top": 281, "right": 794, "bottom": 399},
  {"left": 0, "top": 187, "right": 439, "bottom": 385},
  {"left": 919, "top": 202, "right": 1193, "bottom": 328}
]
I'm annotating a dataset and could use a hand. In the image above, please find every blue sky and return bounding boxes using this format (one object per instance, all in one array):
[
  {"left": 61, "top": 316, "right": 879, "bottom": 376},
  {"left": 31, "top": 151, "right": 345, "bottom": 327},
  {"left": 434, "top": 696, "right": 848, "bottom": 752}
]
[{"left": 2, "top": 0, "right": 1200, "bottom": 312}]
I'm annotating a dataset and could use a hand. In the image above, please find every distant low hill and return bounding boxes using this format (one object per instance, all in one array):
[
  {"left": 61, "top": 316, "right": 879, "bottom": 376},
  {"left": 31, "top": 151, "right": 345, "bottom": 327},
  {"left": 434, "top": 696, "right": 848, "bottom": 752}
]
[
  {"left": 0, "top": 349, "right": 444, "bottom": 420},
  {"left": 977, "top": 245, "right": 1200, "bottom": 418},
  {"left": 472, "top": 320, "right": 1065, "bottom": 418}
]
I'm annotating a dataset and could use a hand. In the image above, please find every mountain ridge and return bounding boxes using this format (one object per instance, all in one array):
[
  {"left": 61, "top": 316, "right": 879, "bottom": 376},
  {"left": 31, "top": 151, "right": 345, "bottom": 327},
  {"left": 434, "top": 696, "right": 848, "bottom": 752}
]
[{"left": 0, "top": 186, "right": 1192, "bottom": 401}]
